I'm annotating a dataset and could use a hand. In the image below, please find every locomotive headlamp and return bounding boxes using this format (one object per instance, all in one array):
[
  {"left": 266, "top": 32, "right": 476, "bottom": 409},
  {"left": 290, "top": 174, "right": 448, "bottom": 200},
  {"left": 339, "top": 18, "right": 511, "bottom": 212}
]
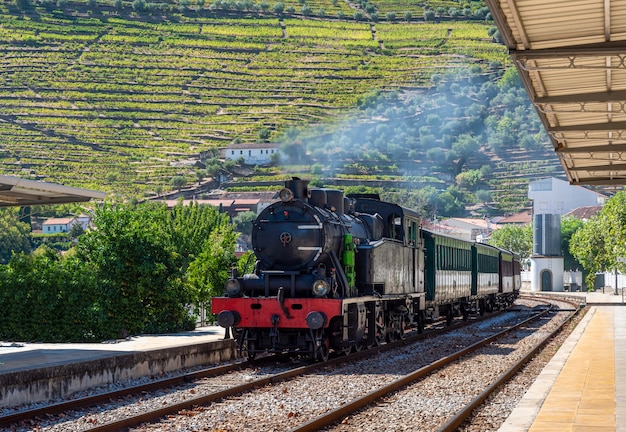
[
  {"left": 278, "top": 187, "right": 294, "bottom": 203},
  {"left": 225, "top": 278, "right": 242, "bottom": 297},
  {"left": 312, "top": 279, "right": 330, "bottom": 297}
]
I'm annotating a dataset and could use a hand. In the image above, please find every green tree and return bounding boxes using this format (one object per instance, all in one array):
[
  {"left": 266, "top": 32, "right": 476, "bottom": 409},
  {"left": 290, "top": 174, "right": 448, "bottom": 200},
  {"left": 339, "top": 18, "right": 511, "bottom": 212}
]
[
  {"left": 195, "top": 169, "right": 206, "bottom": 184},
  {"left": 76, "top": 203, "right": 199, "bottom": 337},
  {"left": 0, "top": 245, "right": 100, "bottom": 341},
  {"left": 437, "top": 186, "right": 465, "bottom": 217},
  {"left": 272, "top": 1, "right": 283, "bottom": 13},
  {"left": 455, "top": 169, "right": 482, "bottom": 190},
  {"left": 171, "top": 175, "right": 186, "bottom": 191},
  {"left": 258, "top": 127, "right": 271, "bottom": 141},
  {"left": 561, "top": 216, "right": 584, "bottom": 271},
  {"left": 569, "top": 192, "right": 626, "bottom": 289},
  {"left": 69, "top": 222, "right": 86, "bottom": 240},
  {"left": 232, "top": 211, "right": 256, "bottom": 237},
  {"left": 15, "top": 0, "right": 31, "bottom": 9},
  {"left": 186, "top": 226, "right": 238, "bottom": 325},
  {"left": 0, "top": 209, "right": 32, "bottom": 264},
  {"left": 489, "top": 223, "right": 532, "bottom": 262},
  {"left": 570, "top": 215, "right": 607, "bottom": 289}
]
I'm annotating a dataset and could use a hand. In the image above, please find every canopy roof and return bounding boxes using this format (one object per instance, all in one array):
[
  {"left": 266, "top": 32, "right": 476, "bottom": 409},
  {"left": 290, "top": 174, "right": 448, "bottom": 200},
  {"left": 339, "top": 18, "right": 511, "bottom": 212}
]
[
  {"left": 486, "top": 0, "right": 626, "bottom": 185},
  {"left": 0, "top": 176, "right": 105, "bottom": 207}
]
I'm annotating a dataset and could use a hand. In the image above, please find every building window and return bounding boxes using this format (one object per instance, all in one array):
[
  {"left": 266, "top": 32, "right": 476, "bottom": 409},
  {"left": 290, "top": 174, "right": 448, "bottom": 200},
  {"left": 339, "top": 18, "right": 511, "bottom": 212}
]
[{"left": 231, "top": 151, "right": 235, "bottom": 155}]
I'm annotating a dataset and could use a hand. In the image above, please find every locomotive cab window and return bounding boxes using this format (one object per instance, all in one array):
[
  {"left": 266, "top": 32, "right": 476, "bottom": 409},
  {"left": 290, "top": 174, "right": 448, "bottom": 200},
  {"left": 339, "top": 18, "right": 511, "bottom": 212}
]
[
  {"left": 387, "top": 214, "right": 403, "bottom": 240},
  {"left": 407, "top": 219, "right": 418, "bottom": 246}
]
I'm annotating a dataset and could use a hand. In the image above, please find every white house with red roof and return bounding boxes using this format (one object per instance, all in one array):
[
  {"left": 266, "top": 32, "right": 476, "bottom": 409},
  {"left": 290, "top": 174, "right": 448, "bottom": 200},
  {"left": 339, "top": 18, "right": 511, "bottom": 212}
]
[{"left": 42, "top": 217, "right": 77, "bottom": 234}]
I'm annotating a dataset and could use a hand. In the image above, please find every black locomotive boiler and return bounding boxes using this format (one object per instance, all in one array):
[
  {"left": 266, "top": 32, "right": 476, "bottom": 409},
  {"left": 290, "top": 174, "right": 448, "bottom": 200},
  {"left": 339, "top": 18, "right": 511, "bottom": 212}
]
[{"left": 212, "top": 178, "right": 520, "bottom": 361}]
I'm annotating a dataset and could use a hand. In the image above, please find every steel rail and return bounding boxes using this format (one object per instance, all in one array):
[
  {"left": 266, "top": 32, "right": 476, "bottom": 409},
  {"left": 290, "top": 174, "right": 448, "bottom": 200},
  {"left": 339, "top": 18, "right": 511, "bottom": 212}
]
[
  {"left": 77, "top": 307, "right": 519, "bottom": 431},
  {"left": 437, "top": 297, "right": 582, "bottom": 432},
  {"left": 289, "top": 305, "right": 558, "bottom": 432},
  {"left": 0, "top": 354, "right": 286, "bottom": 428},
  {"left": 1, "top": 302, "right": 534, "bottom": 431}
]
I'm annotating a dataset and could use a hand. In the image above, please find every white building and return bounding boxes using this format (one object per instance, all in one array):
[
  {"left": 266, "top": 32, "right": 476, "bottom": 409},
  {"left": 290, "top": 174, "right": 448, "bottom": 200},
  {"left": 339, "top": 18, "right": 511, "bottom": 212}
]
[
  {"left": 223, "top": 143, "right": 281, "bottom": 165},
  {"left": 528, "top": 177, "right": 606, "bottom": 292},
  {"left": 528, "top": 177, "right": 605, "bottom": 215},
  {"left": 42, "top": 217, "right": 76, "bottom": 234},
  {"left": 74, "top": 214, "right": 92, "bottom": 230}
]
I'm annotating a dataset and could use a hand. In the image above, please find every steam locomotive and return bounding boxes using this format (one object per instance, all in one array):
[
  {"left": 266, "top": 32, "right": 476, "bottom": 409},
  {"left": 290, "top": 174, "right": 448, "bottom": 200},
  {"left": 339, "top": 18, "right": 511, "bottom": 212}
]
[{"left": 212, "top": 178, "right": 521, "bottom": 361}]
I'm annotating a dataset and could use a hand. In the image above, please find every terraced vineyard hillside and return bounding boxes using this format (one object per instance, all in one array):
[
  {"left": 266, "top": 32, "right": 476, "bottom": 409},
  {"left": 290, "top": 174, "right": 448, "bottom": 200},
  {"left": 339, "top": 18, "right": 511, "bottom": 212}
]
[{"left": 0, "top": 0, "right": 510, "bottom": 200}]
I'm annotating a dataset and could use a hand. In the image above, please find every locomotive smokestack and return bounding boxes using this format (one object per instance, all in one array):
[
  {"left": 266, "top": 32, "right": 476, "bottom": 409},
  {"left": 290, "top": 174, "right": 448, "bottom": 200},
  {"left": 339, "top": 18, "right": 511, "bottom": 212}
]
[{"left": 284, "top": 177, "right": 310, "bottom": 201}]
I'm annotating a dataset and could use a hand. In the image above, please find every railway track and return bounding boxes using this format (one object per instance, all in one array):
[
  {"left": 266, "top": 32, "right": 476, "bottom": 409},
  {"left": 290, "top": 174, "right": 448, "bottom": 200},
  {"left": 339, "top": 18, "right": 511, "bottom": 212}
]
[
  {"left": 0, "top": 307, "right": 499, "bottom": 431},
  {"left": 2, "top": 297, "right": 574, "bottom": 432},
  {"left": 307, "top": 296, "right": 581, "bottom": 432}
]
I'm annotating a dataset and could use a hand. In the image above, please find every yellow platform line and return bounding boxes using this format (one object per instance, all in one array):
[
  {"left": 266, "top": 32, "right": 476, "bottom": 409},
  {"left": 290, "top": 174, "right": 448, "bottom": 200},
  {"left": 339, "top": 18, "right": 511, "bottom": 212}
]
[{"left": 529, "top": 308, "right": 615, "bottom": 432}]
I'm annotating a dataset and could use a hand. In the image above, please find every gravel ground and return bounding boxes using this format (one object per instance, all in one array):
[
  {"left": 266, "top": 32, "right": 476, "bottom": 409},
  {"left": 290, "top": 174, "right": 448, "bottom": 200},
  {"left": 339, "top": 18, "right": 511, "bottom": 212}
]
[
  {"left": 130, "top": 304, "right": 552, "bottom": 432},
  {"left": 6, "top": 298, "right": 578, "bottom": 432},
  {"left": 325, "top": 309, "right": 573, "bottom": 431}
]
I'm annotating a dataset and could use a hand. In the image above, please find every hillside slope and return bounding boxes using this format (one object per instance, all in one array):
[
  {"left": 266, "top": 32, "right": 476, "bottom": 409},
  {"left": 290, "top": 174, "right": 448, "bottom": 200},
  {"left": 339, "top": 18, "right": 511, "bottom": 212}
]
[{"left": 0, "top": 1, "right": 512, "bottom": 198}]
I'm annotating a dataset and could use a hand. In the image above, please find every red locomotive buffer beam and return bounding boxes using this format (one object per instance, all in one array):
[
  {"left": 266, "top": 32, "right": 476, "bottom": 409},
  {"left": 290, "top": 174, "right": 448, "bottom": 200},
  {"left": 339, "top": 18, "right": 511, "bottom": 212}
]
[{"left": 212, "top": 297, "right": 343, "bottom": 329}]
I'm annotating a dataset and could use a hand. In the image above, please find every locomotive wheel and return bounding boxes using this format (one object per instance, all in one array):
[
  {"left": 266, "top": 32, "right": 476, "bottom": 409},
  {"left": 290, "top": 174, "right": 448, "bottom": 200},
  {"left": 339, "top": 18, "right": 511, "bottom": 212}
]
[
  {"left": 315, "top": 338, "right": 330, "bottom": 362},
  {"left": 386, "top": 315, "right": 404, "bottom": 342},
  {"left": 445, "top": 308, "right": 453, "bottom": 326},
  {"left": 246, "top": 340, "right": 257, "bottom": 361},
  {"left": 371, "top": 310, "right": 385, "bottom": 347},
  {"left": 416, "top": 311, "right": 425, "bottom": 334}
]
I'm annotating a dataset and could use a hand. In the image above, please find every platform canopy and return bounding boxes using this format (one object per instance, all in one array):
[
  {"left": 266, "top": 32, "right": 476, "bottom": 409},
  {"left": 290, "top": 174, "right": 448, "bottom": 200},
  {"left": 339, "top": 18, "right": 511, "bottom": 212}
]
[
  {"left": 486, "top": 0, "right": 626, "bottom": 186},
  {"left": 0, "top": 176, "right": 105, "bottom": 207}
]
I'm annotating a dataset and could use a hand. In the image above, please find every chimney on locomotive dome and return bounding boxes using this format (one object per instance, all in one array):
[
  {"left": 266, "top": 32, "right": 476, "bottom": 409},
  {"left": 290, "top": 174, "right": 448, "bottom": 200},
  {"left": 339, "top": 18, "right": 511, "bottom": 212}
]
[{"left": 285, "top": 177, "right": 310, "bottom": 201}]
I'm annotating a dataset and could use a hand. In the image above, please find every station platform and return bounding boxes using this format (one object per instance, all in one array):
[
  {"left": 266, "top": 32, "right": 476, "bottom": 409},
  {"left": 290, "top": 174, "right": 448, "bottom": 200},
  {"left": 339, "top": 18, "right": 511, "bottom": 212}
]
[
  {"left": 0, "top": 325, "right": 236, "bottom": 408},
  {"left": 500, "top": 289, "right": 626, "bottom": 432}
]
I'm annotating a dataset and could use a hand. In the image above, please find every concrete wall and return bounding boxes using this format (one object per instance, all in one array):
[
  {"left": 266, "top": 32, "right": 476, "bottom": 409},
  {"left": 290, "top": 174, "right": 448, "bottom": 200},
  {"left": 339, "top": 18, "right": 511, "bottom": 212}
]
[{"left": 0, "top": 339, "right": 237, "bottom": 408}]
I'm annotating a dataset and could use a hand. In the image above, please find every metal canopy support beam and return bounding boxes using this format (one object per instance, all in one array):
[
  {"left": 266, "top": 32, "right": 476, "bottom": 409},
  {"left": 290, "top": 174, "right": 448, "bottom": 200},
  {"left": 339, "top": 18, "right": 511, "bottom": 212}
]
[
  {"left": 511, "top": 45, "right": 626, "bottom": 59},
  {"left": 568, "top": 163, "right": 626, "bottom": 172},
  {"left": 551, "top": 122, "right": 626, "bottom": 132},
  {"left": 557, "top": 143, "right": 626, "bottom": 153},
  {"left": 536, "top": 90, "right": 626, "bottom": 104},
  {"left": 572, "top": 177, "right": 626, "bottom": 186}
]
